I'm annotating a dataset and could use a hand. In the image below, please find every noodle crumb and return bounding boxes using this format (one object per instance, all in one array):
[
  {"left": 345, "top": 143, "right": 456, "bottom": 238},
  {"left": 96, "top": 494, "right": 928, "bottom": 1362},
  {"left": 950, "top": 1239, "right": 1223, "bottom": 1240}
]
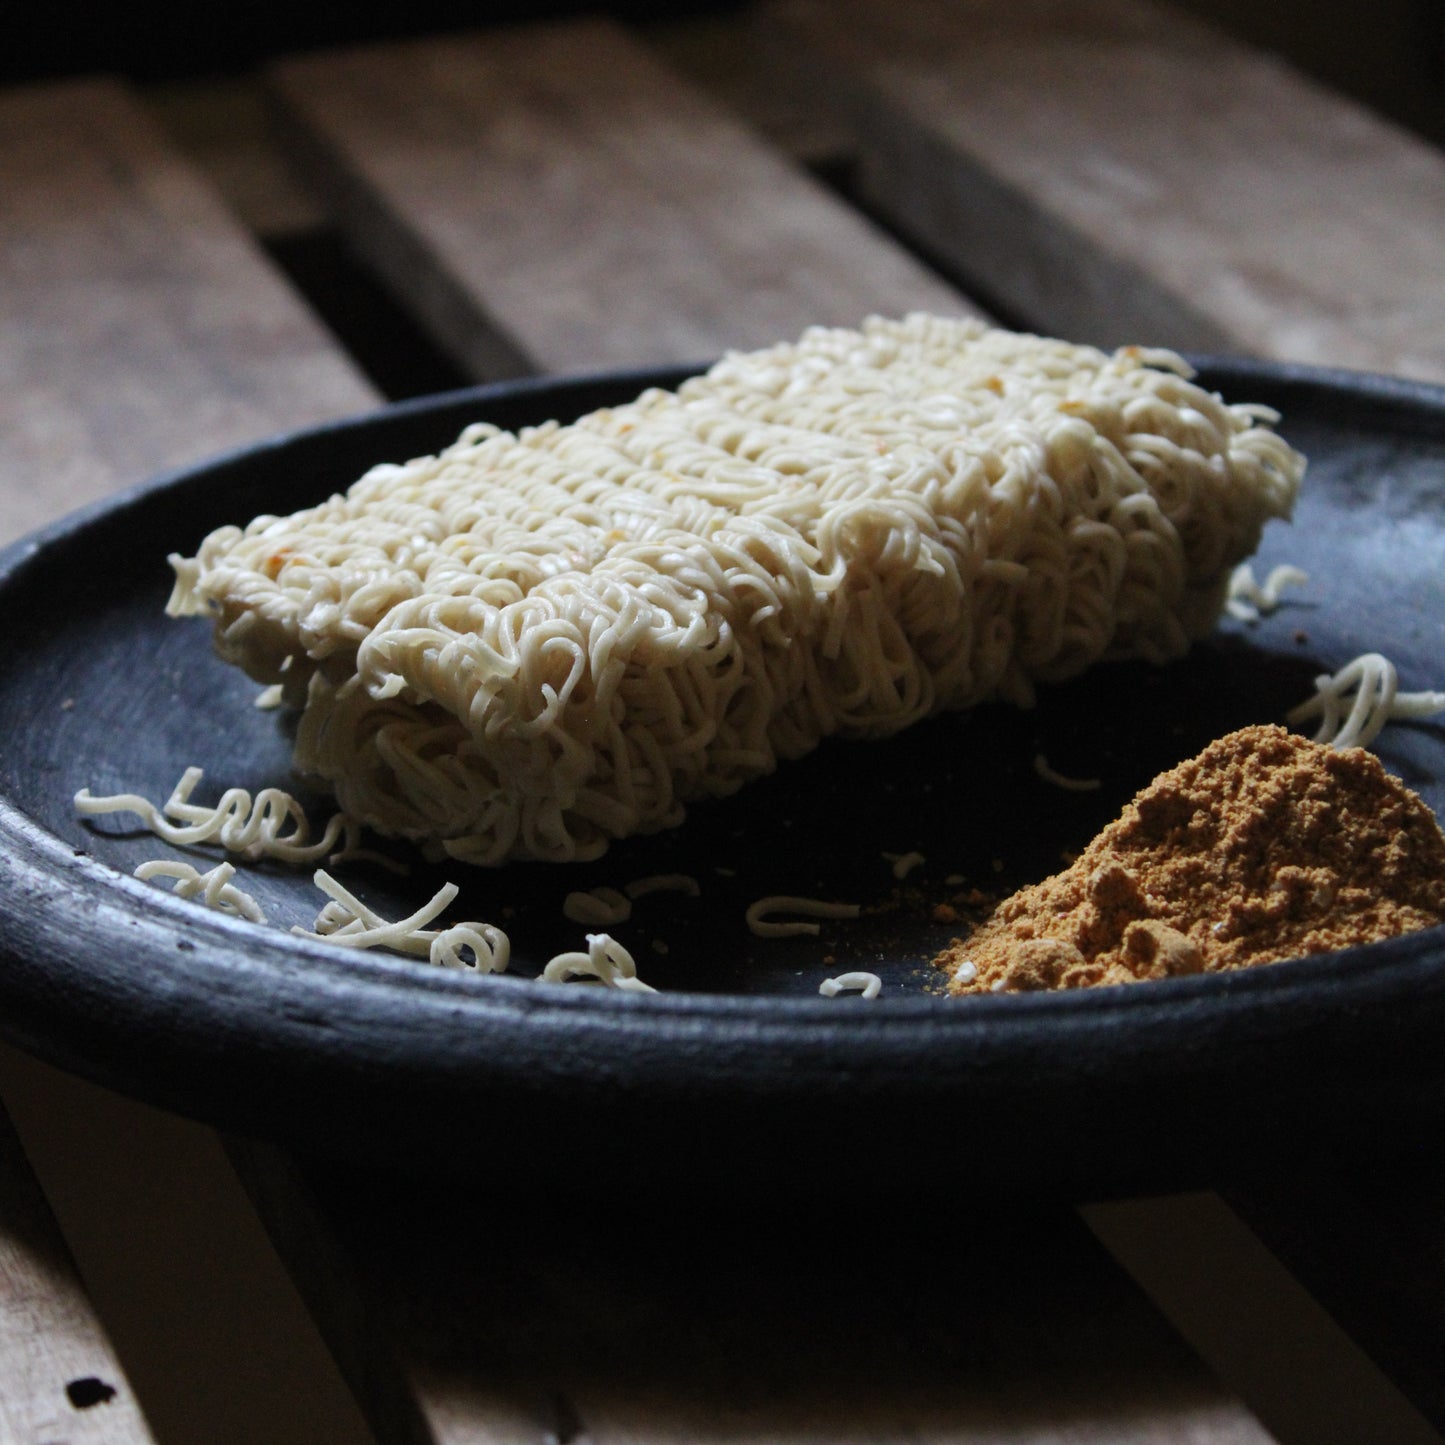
[{"left": 819, "top": 971, "right": 883, "bottom": 1000}]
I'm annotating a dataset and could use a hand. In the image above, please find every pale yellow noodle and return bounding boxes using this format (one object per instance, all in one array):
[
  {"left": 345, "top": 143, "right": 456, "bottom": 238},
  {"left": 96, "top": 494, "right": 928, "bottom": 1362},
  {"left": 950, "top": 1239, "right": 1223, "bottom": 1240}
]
[{"left": 169, "top": 317, "right": 1303, "bottom": 865}]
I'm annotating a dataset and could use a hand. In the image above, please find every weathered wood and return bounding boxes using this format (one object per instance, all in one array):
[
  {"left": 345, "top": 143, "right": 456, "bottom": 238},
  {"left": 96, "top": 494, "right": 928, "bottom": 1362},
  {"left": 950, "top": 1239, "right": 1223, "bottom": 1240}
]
[
  {"left": 146, "top": 76, "right": 328, "bottom": 237},
  {"left": 1223, "top": 1160, "right": 1445, "bottom": 1435},
  {"left": 642, "top": 13, "right": 854, "bottom": 170},
  {"left": 225, "top": 1140, "right": 436, "bottom": 1445},
  {"left": 0, "top": 77, "right": 373, "bottom": 546},
  {"left": 0, "top": 1045, "right": 377, "bottom": 1445},
  {"left": 267, "top": 20, "right": 975, "bottom": 381},
  {"left": 239, "top": 1146, "right": 1274, "bottom": 1445},
  {"left": 1084, "top": 1192, "right": 1445, "bottom": 1445},
  {"left": 0, "top": 73, "right": 381, "bottom": 1444},
  {"left": 0, "top": 1091, "right": 153, "bottom": 1444},
  {"left": 759, "top": 0, "right": 1445, "bottom": 381}
]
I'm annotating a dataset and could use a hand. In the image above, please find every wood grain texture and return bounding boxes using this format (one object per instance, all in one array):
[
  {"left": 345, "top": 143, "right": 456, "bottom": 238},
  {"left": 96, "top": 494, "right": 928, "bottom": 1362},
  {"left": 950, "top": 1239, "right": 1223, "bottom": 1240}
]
[
  {"left": 1085, "top": 1192, "right": 1444, "bottom": 1445},
  {"left": 0, "top": 1045, "right": 377, "bottom": 1445},
  {"left": 759, "top": 0, "right": 1445, "bottom": 381},
  {"left": 0, "top": 78, "right": 374, "bottom": 546},
  {"left": 1223, "top": 1158, "right": 1445, "bottom": 1435},
  {"left": 642, "top": 13, "right": 854, "bottom": 170},
  {"left": 267, "top": 20, "right": 975, "bottom": 380},
  {"left": 0, "top": 1094, "right": 153, "bottom": 1444},
  {"left": 233, "top": 1146, "right": 1274, "bottom": 1445}
]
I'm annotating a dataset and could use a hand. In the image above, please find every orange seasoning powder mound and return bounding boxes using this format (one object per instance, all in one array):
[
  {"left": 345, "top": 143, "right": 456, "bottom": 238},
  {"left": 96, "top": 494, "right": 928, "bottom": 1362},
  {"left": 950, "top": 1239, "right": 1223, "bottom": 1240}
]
[{"left": 937, "top": 724, "right": 1445, "bottom": 994}]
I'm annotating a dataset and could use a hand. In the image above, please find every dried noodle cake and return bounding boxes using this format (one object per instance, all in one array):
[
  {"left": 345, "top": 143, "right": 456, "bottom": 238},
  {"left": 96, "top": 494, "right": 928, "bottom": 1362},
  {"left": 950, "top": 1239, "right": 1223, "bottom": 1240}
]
[{"left": 167, "top": 315, "right": 1304, "bottom": 865}]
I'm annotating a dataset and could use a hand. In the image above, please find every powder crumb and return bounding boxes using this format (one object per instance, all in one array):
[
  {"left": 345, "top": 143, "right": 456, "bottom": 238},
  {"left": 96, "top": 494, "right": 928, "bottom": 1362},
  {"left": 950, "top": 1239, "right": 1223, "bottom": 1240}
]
[
  {"left": 932, "top": 902, "right": 960, "bottom": 924},
  {"left": 936, "top": 725, "right": 1445, "bottom": 995}
]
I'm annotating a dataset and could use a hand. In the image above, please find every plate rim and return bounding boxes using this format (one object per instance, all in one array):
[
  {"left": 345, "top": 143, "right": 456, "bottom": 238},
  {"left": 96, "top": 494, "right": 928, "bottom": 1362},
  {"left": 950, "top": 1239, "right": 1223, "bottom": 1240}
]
[{"left": 4, "top": 354, "right": 1445, "bottom": 1165}]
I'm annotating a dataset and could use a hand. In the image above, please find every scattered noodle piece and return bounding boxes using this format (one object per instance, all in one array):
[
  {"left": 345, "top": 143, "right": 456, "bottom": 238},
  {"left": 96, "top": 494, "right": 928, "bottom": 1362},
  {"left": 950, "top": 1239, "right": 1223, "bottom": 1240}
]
[
  {"left": 1285, "top": 652, "right": 1445, "bottom": 750},
  {"left": 293, "top": 870, "right": 510, "bottom": 972},
  {"left": 541, "top": 932, "right": 655, "bottom": 992},
  {"left": 295, "top": 872, "right": 455, "bottom": 951},
  {"left": 1226, "top": 562, "right": 1308, "bottom": 622},
  {"left": 430, "top": 923, "right": 511, "bottom": 973},
  {"left": 882, "top": 851, "right": 925, "bottom": 880},
  {"left": 563, "top": 887, "right": 632, "bottom": 926},
  {"left": 134, "top": 859, "right": 266, "bottom": 924},
  {"left": 76, "top": 767, "right": 358, "bottom": 864},
  {"left": 625, "top": 874, "right": 701, "bottom": 899},
  {"left": 745, "top": 895, "right": 861, "bottom": 938},
  {"left": 254, "top": 683, "right": 285, "bottom": 709},
  {"left": 819, "top": 971, "right": 883, "bottom": 1000},
  {"left": 1033, "top": 754, "right": 1102, "bottom": 792}
]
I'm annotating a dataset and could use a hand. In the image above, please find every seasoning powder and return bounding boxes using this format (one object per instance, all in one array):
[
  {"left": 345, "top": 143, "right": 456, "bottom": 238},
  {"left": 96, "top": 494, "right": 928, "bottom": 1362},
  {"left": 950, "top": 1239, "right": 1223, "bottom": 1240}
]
[{"left": 938, "top": 724, "right": 1445, "bottom": 994}]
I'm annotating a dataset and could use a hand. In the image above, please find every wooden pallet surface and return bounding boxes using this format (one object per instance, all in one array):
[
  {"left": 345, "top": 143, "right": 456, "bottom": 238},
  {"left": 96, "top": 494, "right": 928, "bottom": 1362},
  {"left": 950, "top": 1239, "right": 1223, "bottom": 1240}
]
[
  {"left": 0, "top": 1091, "right": 154, "bottom": 1444},
  {"left": 268, "top": 19, "right": 971, "bottom": 379},
  {"left": 1, "top": 7, "right": 1443, "bottom": 1441},
  {"left": 759, "top": 0, "right": 1445, "bottom": 381}
]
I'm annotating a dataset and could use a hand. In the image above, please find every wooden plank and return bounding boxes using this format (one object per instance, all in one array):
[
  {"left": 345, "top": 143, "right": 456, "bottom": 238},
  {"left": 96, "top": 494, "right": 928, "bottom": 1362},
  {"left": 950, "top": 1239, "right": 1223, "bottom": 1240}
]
[
  {"left": 145, "top": 76, "right": 328, "bottom": 237},
  {"left": 0, "top": 1045, "right": 377, "bottom": 1445},
  {"left": 0, "top": 77, "right": 373, "bottom": 545},
  {"left": 642, "top": 12, "right": 854, "bottom": 170},
  {"left": 1169, "top": 0, "right": 1445, "bottom": 150},
  {"left": 0, "top": 1092, "right": 154, "bottom": 1445},
  {"left": 224, "top": 1141, "right": 435, "bottom": 1445},
  {"left": 1084, "top": 1193, "right": 1444, "bottom": 1445},
  {"left": 241, "top": 1148, "right": 1277, "bottom": 1445},
  {"left": 758, "top": 0, "right": 1445, "bottom": 382},
  {"left": 267, "top": 19, "right": 974, "bottom": 381},
  {"left": 1223, "top": 1160, "right": 1445, "bottom": 1434}
]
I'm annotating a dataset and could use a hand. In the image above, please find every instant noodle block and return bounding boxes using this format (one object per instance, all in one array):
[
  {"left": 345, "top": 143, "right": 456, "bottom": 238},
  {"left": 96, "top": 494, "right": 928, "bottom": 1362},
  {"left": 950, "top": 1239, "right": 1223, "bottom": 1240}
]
[{"left": 168, "top": 316, "right": 1304, "bottom": 864}]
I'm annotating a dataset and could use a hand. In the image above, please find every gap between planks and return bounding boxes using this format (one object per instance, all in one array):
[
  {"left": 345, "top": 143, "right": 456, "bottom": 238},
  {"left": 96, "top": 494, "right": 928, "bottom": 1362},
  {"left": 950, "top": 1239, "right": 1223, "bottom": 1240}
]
[
  {"left": 235, "top": 1142, "right": 1281, "bottom": 1445},
  {"left": 759, "top": 0, "right": 1445, "bottom": 382},
  {"left": 265, "top": 17, "right": 977, "bottom": 383},
  {"left": 1084, "top": 1192, "right": 1445, "bottom": 1445}
]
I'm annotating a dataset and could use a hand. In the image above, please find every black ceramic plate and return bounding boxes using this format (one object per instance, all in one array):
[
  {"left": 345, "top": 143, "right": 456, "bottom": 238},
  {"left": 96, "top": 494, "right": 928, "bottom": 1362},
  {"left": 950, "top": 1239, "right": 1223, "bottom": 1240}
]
[{"left": 2, "top": 360, "right": 1444, "bottom": 1195}]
